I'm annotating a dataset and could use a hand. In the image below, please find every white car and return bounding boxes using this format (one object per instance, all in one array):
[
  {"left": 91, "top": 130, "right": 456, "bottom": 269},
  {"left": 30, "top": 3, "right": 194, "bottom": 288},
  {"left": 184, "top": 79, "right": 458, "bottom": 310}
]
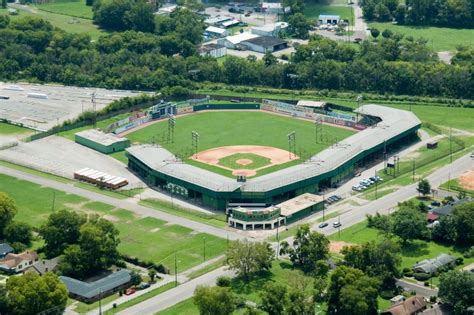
[
  {"left": 471, "top": 152, "right": 474, "bottom": 159},
  {"left": 333, "top": 221, "right": 342, "bottom": 228}
]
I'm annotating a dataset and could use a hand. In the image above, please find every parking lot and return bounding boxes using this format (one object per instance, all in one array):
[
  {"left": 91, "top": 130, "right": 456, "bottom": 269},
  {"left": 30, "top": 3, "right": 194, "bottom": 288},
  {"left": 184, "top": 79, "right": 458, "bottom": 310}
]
[
  {"left": 205, "top": 6, "right": 277, "bottom": 27},
  {"left": 0, "top": 82, "right": 143, "bottom": 131}
]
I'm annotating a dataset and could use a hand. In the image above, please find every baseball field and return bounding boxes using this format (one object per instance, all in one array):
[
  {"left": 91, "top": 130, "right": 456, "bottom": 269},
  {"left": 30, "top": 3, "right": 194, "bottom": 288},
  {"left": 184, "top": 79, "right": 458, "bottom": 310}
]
[{"left": 124, "top": 111, "right": 356, "bottom": 177}]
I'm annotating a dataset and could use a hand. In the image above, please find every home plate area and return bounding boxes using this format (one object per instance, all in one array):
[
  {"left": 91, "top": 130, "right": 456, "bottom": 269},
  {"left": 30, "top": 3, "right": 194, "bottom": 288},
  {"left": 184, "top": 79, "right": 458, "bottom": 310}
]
[{"left": 191, "top": 145, "right": 298, "bottom": 177}]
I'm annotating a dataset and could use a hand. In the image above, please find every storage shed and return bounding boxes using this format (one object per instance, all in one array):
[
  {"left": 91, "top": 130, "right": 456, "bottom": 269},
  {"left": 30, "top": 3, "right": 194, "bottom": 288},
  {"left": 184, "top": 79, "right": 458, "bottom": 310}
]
[{"left": 75, "top": 129, "right": 130, "bottom": 154}]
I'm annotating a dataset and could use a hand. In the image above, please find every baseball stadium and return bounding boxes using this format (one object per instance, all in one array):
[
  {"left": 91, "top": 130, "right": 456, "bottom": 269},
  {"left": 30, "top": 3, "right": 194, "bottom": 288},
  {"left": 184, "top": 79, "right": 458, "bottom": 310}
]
[{"left": 118, "top": 100, "right": 421, "bottom": 218}]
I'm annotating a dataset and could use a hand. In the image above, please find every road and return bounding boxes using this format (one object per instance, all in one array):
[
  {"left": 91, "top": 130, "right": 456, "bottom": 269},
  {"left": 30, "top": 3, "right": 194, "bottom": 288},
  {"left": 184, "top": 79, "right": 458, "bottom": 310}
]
[
  {"left": 0, "top": 165, "right": 245, "bottom": 241},
  {"left": 116, "top": 266, "right": 235, "bottom": 315},
  {"left": 396, "top": 279, "right": 438, "bottom": 298}
]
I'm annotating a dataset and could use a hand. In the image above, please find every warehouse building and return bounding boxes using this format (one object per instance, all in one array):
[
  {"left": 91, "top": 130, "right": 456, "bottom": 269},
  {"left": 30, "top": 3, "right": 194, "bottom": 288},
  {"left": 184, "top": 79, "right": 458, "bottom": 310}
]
[
  {"left": 75, "top": 129, "right": 130, "bottom": 154},
  {"left": 251, "top": 22, "right": 288, "bottom": 37},
  {"left": 240, "top": 36, "right": 288, "bottom": 53},
  {"left": 127, "top": 105, "right": 421, "bottom": 211},
  {"left": 199, "top": 44, "right": 227, "bottom": 58},
  {"left": 319, "top": 14, "right": 340, "bottom": 25},
  {"left": 218, "top": 32, "right": 259, "bottom": 49},
  {"left": 204, "top": 26, "right": 228, "bottom": 38}
]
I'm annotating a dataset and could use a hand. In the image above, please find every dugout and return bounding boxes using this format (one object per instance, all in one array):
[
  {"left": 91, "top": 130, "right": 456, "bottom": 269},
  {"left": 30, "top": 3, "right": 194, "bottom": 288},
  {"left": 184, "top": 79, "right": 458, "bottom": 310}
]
[{"left": 75, "top": 129, "right": 130, "bottom": 154}]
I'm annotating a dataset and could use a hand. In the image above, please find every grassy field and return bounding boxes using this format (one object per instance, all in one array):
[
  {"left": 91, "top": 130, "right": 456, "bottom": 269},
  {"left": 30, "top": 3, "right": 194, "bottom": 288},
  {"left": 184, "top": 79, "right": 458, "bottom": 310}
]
[
  {"left": 0, "top": 123, "right": 31, "bottom": 135},
  {"left": 0, "top": 6, "right": 105, "bottom": 39},
  {"left": 0, "top": 174, "right": 227, "bottom": 272},
  {"left": 156, "top": 298, "right": 198, "bottom": 315},
  {"left": 368, "top": 22, "right": 474, "bottom": 52},
  {"left": 304, "top": 4, "right": 354, "bottom": 25},
  {"left": 125, "top": 111, "right": 355, "bottom": 176},
  {"left": 36, "top": 0, "right": 93, "bottom": 20}
]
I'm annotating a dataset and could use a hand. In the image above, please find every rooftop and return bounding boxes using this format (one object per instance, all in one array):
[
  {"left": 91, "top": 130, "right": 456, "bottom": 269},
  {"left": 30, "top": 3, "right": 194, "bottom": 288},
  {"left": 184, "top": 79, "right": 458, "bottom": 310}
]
[
  {"left": 242, "top": 35, "right": 287, "bottom": 48},
  {"left": 382, "top": 296, "right": 427, "bottom": 315},
  {"left": 413, "top": 253, "right": 457, "bottom": 273},
  {"left": 252, "top": 22, "right": 289, "bottom": 32},
  {"left": 0, "top": 243, "right": 13, "bottom": 256},
  {"left": 205, "top": 26, "right": 227, "bottom": 34},
  {"left": 297, "top": 100, "right": 326, "bottom": 108},
  {"left": 60, "top": 269, "right": 131, "bottom": 299},
  {"left": 199, "top": 43, "right": 226, "bottom": 53},
  {"left": 224, "top": 32, "right": 259, "bottom": 45},
  {"left": 0, "top": 251, "right": 38, "bottom": 269},
  {"left": 278, "top": 193, "right": 323, "bottom": 217},
  {"left": 319, "top": 14, "right": 341, "bottom": 19},
  {"left": 75, "top": 129, "right": 128, "bottom": 146}
]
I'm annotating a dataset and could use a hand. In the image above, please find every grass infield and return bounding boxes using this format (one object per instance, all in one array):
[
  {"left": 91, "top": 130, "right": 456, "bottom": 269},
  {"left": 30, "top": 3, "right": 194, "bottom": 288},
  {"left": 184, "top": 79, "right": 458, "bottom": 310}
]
[{"left": 217, "top": 153, "right": 272, "bottom": 170}]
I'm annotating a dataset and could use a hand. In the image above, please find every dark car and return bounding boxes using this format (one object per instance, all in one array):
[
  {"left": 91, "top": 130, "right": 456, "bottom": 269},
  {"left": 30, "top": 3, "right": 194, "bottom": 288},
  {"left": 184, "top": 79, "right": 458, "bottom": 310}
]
[
  {"left": 319, "top": 222, "right": 329, "bottom": 228},
  {"left": 431, "top": 201, "right": 441, "bottom": 207}
]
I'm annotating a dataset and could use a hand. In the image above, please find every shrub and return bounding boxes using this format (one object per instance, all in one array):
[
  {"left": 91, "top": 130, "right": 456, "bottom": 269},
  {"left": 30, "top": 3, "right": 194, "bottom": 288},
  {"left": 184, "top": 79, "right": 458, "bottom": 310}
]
[
  {"left": 402, "top": 268, "right": 410, "bottom": 273},
  {"left": 424, "top": 281, "right": 429, "bottom": 287},
  {"left": 429, "top": 296, "right": 437, "bottom": 303},
  {"left": 414, "top": 272, "right": 431, "bottom": 281},
  {"left": 380, "top": 290, "right": 394, "bottom": 299},
  {"left": 216, "top": 276, "right": 232, "bottom": 287},
  {"left": 403, "top": 271, "right": 413, "bottom": 277},
  {"left": 463, "top": 246, "right": 474, "bottom": 258},
  {"left": 455, "top": 257, "right": 464, "bottom": 265}
]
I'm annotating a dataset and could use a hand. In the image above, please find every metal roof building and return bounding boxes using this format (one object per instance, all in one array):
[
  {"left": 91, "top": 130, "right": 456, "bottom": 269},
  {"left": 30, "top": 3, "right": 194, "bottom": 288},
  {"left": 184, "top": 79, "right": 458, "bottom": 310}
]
[{"left": 127, "top": 104, "right": 421, "bottom": 210}]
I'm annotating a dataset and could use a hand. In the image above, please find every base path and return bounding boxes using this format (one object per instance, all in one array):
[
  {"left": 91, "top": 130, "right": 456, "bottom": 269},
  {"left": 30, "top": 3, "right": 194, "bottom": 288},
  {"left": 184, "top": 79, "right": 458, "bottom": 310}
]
[{"left": 192, "top": 145, "right": 298, "bottom": 176}]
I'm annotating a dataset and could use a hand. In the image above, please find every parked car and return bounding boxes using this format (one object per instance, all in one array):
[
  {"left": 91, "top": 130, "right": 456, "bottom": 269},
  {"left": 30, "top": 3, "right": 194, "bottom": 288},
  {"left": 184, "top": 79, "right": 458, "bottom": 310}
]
[
  {"left": 137, "top": 282, "right": 150, "bottom": 290},
  {"left": 333, "top": 221, "right": 341, "bottom": 228},
  {"left": 125, "top": 288, "right": 136, "bottom": 295},
  {"left": 431, "top": 201, "right": 441, "bottom": 207},
  {"left": 319, "top": 222, "right": 328, "bottom": 228}
]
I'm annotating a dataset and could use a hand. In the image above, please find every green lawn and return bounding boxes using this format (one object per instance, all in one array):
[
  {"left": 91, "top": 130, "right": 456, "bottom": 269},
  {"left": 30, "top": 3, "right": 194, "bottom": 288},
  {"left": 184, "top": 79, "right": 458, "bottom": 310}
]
[
  {"left": 0, "top": 174, "right": 227, "bottom": 272},
  {"left": 0, "top": 123, "right": 31, "bottom": 135},
  {"left": 304, "top": 4, "right": 354, "bottom": 25},
  {"left": 368, "top": 22, "right": 474, "bottom": 52},
  {"left": 36, "top": 0, "right": 93, "bottom": 20},
  {"left": 156, "top": 298, "right": 198, "bottom": 315},
  {"left": 1, "top": 6, "right": 105, "bottom": 40},
  {"left": 218, "top": 153, "right": 272, "bottom": 170},
  {"left": 125, "top": 111, "right": 355, "bottom": 176}
]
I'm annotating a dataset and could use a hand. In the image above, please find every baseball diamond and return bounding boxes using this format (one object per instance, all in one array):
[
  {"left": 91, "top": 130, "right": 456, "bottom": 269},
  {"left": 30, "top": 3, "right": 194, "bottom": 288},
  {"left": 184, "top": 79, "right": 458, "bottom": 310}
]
[{"left": 126, "top": 104, "right": 421, "bottom": 210}]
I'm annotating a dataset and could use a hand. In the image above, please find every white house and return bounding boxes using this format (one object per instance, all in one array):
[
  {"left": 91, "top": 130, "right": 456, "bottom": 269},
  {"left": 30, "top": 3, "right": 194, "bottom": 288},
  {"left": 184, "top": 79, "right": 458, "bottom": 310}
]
[
  {"left": 319, "top": 14, "right": 340, "bottom": 25},
  {"left": 205, "top": 26, "right": 228, "bottom": 38},
  {"left": 251, "top": 22, "right": 288, "bottom": 37},
  {"left": 217, "top": 32, "right": 259, "bottom": 49},
  {"left": 0, "top": 251, "right": 39, "bottom": 274},
  {"left": 199, "top": 44, "right": 227, "bottom": 58}
]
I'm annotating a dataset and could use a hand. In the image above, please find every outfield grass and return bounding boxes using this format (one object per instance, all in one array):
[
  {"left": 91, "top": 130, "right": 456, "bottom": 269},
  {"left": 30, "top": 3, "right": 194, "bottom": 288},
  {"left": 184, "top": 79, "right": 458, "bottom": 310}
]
[
  {"left": 36, "top": 0, "right": 93, "bottom": 20},
  {"left": 304, "top": 4, "right": 354, "bottom": 25},
  {"left": 125, "top": 111, "right": 355, "bottom": 176},
  {"left": 0, "top": 174, "right": 227, "bottom": 272},
  {"left": 0, "top": 123, "right": 31, "bottom": 135},
  {"left": 218, "top": 153, "right": 272, "bottom": 170},
  {"left": 0, "top": 6, "right": 105, "bottom": 39},
  {"left": 368, "top": 22, "right": 474, "bottom": 52}
]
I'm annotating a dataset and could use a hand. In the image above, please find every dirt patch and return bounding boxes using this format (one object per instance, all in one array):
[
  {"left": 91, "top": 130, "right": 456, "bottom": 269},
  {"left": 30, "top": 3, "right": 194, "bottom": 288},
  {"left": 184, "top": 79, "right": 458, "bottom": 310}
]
[
  {"left": 459, "top": 170, "right": 474, "bottom": 191},
  {"left": 103, "top": 214, "right": 119, "bottom": 223},
  {"left": 150, "top": 228, "right": 160, "bottom": 233},
  {"left": 192, "top": 145, "right": 298, "bottom": 176},
  {"left": 329, "top": 241, "right": 354, "bottom": 254},
  {"left": 236, "top": 159, "right": 253, "bottom": 166}
]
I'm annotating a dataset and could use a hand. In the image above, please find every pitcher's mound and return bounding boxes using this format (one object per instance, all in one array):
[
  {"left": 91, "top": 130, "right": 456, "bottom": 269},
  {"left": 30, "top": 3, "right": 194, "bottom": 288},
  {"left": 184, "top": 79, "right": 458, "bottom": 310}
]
[{"left": 236, "top": 159, "right": 253, "bottom": 166}]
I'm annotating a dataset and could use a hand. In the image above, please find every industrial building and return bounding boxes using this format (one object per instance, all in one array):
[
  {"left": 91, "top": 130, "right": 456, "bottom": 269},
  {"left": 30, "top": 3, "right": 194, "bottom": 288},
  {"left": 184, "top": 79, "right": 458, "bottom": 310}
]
[
  {"left": 251, "top": 22, "right": 288, "bottom": 37},
  {"left": 204, "top": 26, "right": 228, "bottom": 38},
  {"left": 199, "top": 44, "right": 227, "bottom": 58},
  {"left": 240, "top": 36, "right": 288, "bottom": 53},
  {"left": 75, "top": 129, "right": 130, "bottom": 154},
  {"left": 319, "top": 14, "right": 340, "bottom": 24},
  {"left": 218, "top": 32, "right": 259, "bottom": 49},
  {"left": 126, "top": 105, "right": 421, "bottom": 211}
]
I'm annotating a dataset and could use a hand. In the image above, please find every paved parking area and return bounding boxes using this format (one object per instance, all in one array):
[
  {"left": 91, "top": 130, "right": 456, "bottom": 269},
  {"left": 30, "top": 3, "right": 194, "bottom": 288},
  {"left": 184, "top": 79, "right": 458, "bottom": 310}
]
[
  {"left": 0, "top": 135, "right": 143, "bottom": 188},
  {"left": 0, "top": 82, "right": 143, "bottom": 131},
  {"left": 205, "top": 6, "right": 277, "bottom": 27}
]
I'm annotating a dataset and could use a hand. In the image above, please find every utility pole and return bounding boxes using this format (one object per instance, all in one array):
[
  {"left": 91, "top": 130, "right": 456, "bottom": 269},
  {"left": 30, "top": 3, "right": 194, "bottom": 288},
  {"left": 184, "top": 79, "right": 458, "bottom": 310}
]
[
  {"left": 322, "top": 192, "right": 325, "bottom": 221},
  {"left": 203, "top": 237, "right": 206, "bottom": 262},
  {"left": 174, "top": 252, "right": 178, "bottom": 287},
  {"left": 374, "top": 169, "right": 378, "bottom": 200},
  {"left": 276, "top": 223, "right": 280, "bottom": 259},
  {"left": 51, "top": 191, "right": 56, "bottom": 211},
  {"left": 338, "top": 215, "right": 341, "bottom": 237},
  {"left": 412, "top": 158, "right": 416, "bottom": 183},
  {"left": 91, "top": 92, "right": 97, "bottom": 128},
  {"left": 99, "top": 288, "right": 102, "bottom": 315},
  {"left": 449, "top": 126, "right": 453, "bottom": 163}
]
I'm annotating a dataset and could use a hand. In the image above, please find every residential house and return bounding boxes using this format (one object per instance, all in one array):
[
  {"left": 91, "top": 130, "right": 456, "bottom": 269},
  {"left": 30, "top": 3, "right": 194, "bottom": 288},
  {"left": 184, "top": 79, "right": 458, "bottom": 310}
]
[
  {"left": 199, "top": 44, "right": 227, "bottom": 58},
  {"left": 426, "top": 212, "right": 439, "bottom": 223},
  {"left": 413, "top": 254, "right": 457, "bottom": 274},
  {"left": 60, "top": 269, "right": 132, "bottom": 303},
  {"left": 26, "top": 257, "right": 60, "bottom": 276},
  {"left": 0, "top": 243, "right": 13, "bottom": 259},
  {"left": 0, "top": 251, "right": 39, "bottom": 274},
  {"left": 382, "top": 296, "right": 427, "bottom": 315}
]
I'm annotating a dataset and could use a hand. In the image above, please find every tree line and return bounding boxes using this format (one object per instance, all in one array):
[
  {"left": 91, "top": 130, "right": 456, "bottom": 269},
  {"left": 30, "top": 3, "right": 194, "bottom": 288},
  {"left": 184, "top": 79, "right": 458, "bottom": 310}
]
[
  {"left": 360, "top": 0, "right": 474, "bottom": 28},
  {"left": 0, "top": 14, "right": 473, "bottom": 99}
]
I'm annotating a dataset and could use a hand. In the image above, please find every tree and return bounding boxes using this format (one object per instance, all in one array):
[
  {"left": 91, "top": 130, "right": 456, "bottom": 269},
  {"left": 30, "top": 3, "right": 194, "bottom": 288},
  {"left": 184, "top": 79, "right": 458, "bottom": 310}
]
[
  {"left": 124, "top": 0, "right": 155, "bottom": 33},
  {"left": 226, "top": 240, "right": 273, "bottom": 280},
  {"left": 288, "top": 13, "right": 311, "bottom": 39},
  {"left": 263, "top": 51, "right": 277, "bottom": 66},
  {"left": 194, "top": 285, "right": 236, "bottom": 315},
  {"left": 4, "top": 221, "right": 33, "bottom": 246},
  {"left": 438, "top": 270, "right": 474, "bottom": 315},
  {"left": 382, "top": 29, "right": 393, "bottom": 38},
  {"left": 40, "top": 209, "right": 86, "bottom": 258},
  {"left": 86, "top": 0, "right": 93, "bottom": 6},
  {"left": 313, "top": 275, "right": 328, "bottom": 303},
  {"left": 327, "top": 266, "right": 379, "bottom": 315},
  {"left": 287, "top": 289, "right": 313, "bottom": 315},
  {"left": 341, "top": 239, "right": 401, "bottom": 288},
  {"left": 0, "top": 285, "right": 8, "bottom": 314},
  {"left": 391, "top": 207, "right": 427, "bottom": 243},
  {"left": 60, "top": 216, "right": 120, "bottom": 279},
  {"left": 370, "top": 27, "right": 380, "bottom": 39},
  {"left": 417, "top": 179, "right": 431, "bottom": 196},
  {"left": 6, "top": 272, "right": 68, "bottom": 315},
  {"left": 1, "top": 0, "right": 6, "bottom": 9},
  {"left": 148, "top": 269, "right": 157, "bottom": 282},
  {"left": 451, "top": 202, "right": 474, "bottom": 244},
  {"left": 259, "top": 282, "right": 288, "bottom": 315},
  {"left": 0, "top": 15, "right": 9, "bottom": 28},
  {"left": 280, "top": 224, "right": 329, "bottom": 273},
  {"left": 93, "top": 0, "right": 133, "bottom": 31},
  {"left": 0, "top": 192, "right": 17, "bottom": 238}
]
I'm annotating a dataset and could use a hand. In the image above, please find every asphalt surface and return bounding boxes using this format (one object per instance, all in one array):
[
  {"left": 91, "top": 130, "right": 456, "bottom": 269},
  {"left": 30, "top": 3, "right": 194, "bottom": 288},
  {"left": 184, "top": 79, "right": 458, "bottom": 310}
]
[
  {"left": 396, "top": 279, "right": 438, "bottom": 298},
  {"left": 0, "top": 165, "right": 245, "bottom": 241}
]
